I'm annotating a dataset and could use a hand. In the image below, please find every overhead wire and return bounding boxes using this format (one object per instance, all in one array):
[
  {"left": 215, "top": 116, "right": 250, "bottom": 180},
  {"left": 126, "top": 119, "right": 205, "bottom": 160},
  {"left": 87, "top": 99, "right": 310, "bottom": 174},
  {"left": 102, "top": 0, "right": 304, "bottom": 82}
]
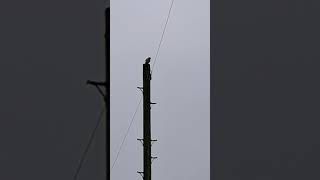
[
  {"left": 151, "top": 0, "right": 175, "bottom": 73},
  {"left": 71, "top": 0, "right": 176, "bottom": 178},
  {"left": 111, "top": 97, "right": 143, "bottom": 172},
  {"left": 73, "top": 106, "right": 106, "bottom": 180},
  {"left": 110, "top": 0, "right": 175, "bottom": 174}
]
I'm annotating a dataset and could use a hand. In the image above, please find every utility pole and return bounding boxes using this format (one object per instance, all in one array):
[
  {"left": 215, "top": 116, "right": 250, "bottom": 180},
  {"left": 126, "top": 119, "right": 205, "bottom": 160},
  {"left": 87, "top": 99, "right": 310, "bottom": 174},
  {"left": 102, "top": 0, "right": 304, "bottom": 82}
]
[
  {"left": 105, "top": 5, "right": 110, "bottom": 180},
  {"left": 87, "top": 3, "right": 110, "bottom": 180},
  {"left": 138, "top": 58, "right": 157, "bottom": 180}
]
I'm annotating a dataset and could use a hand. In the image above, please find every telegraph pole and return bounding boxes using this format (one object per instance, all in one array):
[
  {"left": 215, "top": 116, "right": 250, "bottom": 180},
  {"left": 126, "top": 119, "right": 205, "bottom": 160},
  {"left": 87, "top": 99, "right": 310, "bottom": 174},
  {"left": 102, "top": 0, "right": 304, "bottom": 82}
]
[
  {"left": 105, "top": 5, "right": 110, "bottom": 180},
  {"left": 138, "top": 58, "right": 157, "bottom": 180},
  {"left": 143, "top": 58, "right": 152, "bottom": 180}
]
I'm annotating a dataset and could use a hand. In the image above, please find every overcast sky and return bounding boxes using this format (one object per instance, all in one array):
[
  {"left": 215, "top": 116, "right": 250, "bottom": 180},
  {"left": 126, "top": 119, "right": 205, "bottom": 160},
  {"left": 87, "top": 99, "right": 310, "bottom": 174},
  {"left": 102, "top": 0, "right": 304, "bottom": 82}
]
[
  {"left": 111, "top": 0, "right": 210, "bottom": 180},
  {"left": 0, "top": 0, "right": 209, "bottom": 179},
  {"left": 5, "top": 0, "right": 320, "bottom": 180}
]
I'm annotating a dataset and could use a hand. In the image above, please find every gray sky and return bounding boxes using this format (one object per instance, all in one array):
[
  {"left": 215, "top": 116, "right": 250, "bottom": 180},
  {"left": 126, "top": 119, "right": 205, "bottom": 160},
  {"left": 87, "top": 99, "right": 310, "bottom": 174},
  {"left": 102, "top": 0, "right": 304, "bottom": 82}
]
[
  {"left": 0, "top": 0, "right": 209, "bottom": 179},
  {"left": 111, "top": 0, "right": 210, "bottom": 180}
]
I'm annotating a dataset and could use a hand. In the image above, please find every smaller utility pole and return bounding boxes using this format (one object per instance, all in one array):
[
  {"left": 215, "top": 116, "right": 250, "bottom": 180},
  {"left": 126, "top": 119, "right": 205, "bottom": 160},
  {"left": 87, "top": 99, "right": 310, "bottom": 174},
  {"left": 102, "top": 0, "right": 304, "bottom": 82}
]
[{"left": 138, "top": 57, "right": 157, "bottom": 180}]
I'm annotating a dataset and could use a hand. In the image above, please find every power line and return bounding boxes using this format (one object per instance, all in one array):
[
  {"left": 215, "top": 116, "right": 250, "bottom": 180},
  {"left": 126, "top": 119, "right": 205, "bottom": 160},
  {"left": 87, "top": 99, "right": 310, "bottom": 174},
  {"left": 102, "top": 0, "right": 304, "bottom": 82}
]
[
  {"left": 111, "top": 0, "right": 175, "bottom": 174},
  {"left": 111, "top": 97, "right": 143, "bottom": 172},
  {"left": 73, "top": 107, "right": 105, "bottom": 180},
  {"left": 151, "top": 0, "right": 175, "bottom": 73}
]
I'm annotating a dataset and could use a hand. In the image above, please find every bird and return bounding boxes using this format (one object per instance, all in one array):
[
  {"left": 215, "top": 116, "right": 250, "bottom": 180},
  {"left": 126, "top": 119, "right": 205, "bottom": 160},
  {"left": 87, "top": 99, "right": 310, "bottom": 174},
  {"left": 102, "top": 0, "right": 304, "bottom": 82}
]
[{"left": 145, "top": 57, "right": 151, "bottom": 64}]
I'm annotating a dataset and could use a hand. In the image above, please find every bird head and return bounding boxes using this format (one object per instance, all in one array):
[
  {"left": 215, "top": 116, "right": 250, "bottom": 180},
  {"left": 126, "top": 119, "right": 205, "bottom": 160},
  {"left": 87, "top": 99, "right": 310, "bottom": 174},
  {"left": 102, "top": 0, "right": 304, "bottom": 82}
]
[{"left": 145, "top": 57, "right": 151, "bottom": 64}]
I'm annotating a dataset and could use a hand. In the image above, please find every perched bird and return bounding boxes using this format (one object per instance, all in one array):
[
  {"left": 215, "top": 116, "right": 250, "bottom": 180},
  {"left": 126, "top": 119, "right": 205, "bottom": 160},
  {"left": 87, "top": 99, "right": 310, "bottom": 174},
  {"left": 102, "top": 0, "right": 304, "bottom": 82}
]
[{"left": 145, "top": 57, "right": 151, "bottom": 64}]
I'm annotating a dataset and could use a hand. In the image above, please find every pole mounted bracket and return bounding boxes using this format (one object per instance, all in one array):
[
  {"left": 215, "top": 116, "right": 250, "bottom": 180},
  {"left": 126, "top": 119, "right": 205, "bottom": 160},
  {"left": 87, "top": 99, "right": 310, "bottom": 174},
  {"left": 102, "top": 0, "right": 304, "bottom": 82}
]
[
  {"left": 151, "top": 156, "right": 158, "bottom": 164},
  {"left": 87, "top": 80, "right": 107, "bottom": 101},
  {"left": 151, "top": 139, "right": 157, "bottom": 146},
  {"left": 137, "top": 171, "right": 144, "bottom": 179},
  {"left": 137, "top": 87, "right": 143, "bottom": 94},
  {"left": 137, "top": 138, "right": 144, "bottom": 146},
  {"left": 150, "top": 102, "right": 157, "bottom": 110},
  {"left": 137, "top": 138, "right": 158, "bottom": 146}
]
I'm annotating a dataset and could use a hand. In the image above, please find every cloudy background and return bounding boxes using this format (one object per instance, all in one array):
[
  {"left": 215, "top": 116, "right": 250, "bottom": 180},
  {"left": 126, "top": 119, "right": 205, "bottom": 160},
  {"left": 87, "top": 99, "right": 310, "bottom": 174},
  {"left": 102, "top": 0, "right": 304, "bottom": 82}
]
[
  {"left": 111, "top": 0, "right": 210, "bottom": 180},
  {"left": 0, "top": 0, "right": 209, "bottom": 179}
]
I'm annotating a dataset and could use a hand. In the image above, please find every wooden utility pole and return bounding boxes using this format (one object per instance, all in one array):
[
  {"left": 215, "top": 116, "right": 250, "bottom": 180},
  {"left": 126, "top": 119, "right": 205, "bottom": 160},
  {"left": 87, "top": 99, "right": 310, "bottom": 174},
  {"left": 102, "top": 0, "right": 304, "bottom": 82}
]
[
  {"left": 105, "top": 6, "right": 110, "bottom": 180},
  {"left": 138, "top": 58, "right": 157, "bottom": 180},
  {"left": 143, "top": 59, "right": 152, "bottom": 180}
]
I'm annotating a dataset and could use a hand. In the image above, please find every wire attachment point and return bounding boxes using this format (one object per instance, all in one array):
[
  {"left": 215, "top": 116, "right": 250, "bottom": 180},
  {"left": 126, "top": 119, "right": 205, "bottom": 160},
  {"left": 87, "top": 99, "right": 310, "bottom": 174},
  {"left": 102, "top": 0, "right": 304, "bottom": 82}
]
[
  {"left": 137, "top": 87, "right": 143, "bottom": 94},
  {"left": 137, "top": 138, "right": 144, "bottom": 146},
  {"left": 137, "top": 171, "right": 144, "bottom": 179},
  {"left": 151, "top": 156, "right": 158, "bottom": 164}
]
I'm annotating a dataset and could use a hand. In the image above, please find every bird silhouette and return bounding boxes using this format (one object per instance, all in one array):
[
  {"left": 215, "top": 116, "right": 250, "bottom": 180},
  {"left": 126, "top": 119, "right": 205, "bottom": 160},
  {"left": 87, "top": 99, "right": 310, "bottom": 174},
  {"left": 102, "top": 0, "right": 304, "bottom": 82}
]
[{"left": 145, "top": 57, "right": 151, "bottom": 64}]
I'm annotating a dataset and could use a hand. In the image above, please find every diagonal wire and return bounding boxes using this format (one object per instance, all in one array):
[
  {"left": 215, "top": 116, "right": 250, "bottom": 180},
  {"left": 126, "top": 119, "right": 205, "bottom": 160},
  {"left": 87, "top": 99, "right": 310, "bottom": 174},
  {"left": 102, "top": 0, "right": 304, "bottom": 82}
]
[
  {"left": 110, "top": 0, "right": 175, "bottom": 174},
  {"left": 111, "top": 97, "right": 143, "bottom": 172},
  {"left": 151, "top": 0, "right": 175, "bottom": 73},
  {"left": 73, "top": 107, "right": 106, "bottom": 180}
]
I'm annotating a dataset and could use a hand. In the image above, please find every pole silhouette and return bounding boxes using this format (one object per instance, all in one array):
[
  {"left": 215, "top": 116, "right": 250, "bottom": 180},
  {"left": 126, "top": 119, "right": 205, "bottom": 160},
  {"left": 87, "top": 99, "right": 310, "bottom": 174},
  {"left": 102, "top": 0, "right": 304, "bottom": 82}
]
[
  {"left": 143, "top": 59, "right": 152, "bottom": 180},
  {"left": 105, "top": 6, "right": 110, "bottom": 180},
  {"left": 138, "top": 58, "right": 157, "bottom": 180}
]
